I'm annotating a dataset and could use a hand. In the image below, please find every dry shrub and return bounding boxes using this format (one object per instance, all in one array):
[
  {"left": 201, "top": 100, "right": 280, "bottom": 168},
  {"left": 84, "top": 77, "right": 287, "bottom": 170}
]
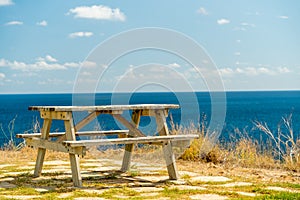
[
  {"left": 283, "top": 139, "right": 300, "bottom": 171},
  {"left": 176, "top": 123, "right": 280, "bottom": 169},
  {"left": 172, "top": 122, "right": 224, "bottom": 164},
  {"left": 254, "top": 114, "right": 300, "bottom": 171},
  {"left": 180, "top": 137, "right": 202, "bottom": 161},
  {"left": 224, "top": 139, "right": 278, "bottom": 169},
  {"left": 233, "top": 139, "right": 257, "bottom": 166}
]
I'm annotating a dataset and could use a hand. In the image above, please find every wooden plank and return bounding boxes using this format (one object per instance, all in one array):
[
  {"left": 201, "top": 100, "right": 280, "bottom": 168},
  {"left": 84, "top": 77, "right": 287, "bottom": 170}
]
[
  {"left": 34, "top": 119, "right": 52, "bottom": 177},
  {"left": 29, "top": 104, "right": 180, "bottom": 112},
  {"left": 74, "top": 111, "right": 100, "bottom": 131},
  {"left": 121, "top": 110, "right": 141, "bottom": 172},
  {"left": 113, "top": 114, "right": 145, "bottom": 137},
  {"left": 65, "top": 119, "right": 82, "bottom": 187},
  {"left": 40, "top": 111, "right": 72, "bottom": 120},
  {"left": 17, "top": 130, "right": 129, "bottom": 138},
  {"left": 155, "top": 109, "right": 178, "bottom": 180},
  {"left": 63, "top": 135, "right": 199, "bottom": 147},
  {"left": 76, "top": 130, "right": 129, "bottom": 136},
  {"left": 18, "top": 132, "right": 65, "bottom": 138},
  {"left": 25, "top": 138, "right": 86, "bottom": 156}
]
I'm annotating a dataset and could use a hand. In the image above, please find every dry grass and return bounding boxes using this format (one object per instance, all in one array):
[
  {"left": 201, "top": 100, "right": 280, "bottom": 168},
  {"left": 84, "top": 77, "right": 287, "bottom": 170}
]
[
  {"left": 0, "top": 147, "right": 62, "bottom": 164},
  {"left": 176, "top": 121, "right": 299, "bottom": 172},
  {"left": 1, "top": 113, "right": 300, "bottom": 173}
]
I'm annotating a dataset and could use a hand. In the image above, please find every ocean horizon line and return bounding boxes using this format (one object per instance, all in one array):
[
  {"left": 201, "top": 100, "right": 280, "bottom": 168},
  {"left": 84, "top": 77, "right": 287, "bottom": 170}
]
[{"left": 1, "top": 89, "right": 300, "bottom": 95}]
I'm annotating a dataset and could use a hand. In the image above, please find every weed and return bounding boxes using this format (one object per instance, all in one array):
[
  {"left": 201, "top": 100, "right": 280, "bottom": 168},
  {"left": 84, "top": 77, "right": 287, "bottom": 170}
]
[
  {"left": 254, "top": 114, "right": 300, "bottom": 171},
  {"left": 128, "top": 170, "right": 140, "bottom": 177}
]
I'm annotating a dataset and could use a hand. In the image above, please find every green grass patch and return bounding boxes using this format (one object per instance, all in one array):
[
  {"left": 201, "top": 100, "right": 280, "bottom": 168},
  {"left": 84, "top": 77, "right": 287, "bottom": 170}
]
[
  {"left": 73, "top": 190, "right": 100, "bottom": 198},
  {"left": 255, "top": 191, "right": 300, "bottom": 200},
  {"left": 38, "top": 193, "right": 73, "bottom": 200},
  {"left": 128, "top": 170, "right": 140, "bottom": 177},
  {"left": 181, "top": 174, "right": 191, "bottom": 180},
  {"left": 162, "top": 187, "right": 205, "bottom": 199},
  {"left": 100, "top": 187, "right": 139, "bottom": 199},
  {"left": 270, "top": 182, "right": 300, "bottom": 189}
]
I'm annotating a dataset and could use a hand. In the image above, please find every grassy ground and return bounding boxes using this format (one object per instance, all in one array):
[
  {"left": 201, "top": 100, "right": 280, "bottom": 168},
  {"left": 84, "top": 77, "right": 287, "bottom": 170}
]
[
  {"left": 0, "top": 147, "right": 300, "bottom": 200},
  {"left": 1, "top": 117, "right": 299, "bottom": 199}
]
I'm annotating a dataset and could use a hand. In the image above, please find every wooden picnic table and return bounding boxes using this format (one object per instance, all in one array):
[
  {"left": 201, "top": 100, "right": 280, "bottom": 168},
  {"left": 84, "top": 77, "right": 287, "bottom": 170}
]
[{"left": 17, "top": 104, "right": 198, "bottom": 187}]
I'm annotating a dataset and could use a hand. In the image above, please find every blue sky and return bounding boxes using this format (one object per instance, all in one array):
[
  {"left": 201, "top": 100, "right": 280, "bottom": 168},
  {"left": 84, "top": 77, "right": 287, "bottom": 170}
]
[{"left": 0, "top": 0, "right": 299, "bottom": 93}]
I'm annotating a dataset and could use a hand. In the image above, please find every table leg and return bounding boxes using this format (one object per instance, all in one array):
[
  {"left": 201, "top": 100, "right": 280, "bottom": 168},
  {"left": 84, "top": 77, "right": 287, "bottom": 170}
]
[
  {"left": 155, "top": 110, "right": 178, "bottom": 180},
  {"left": 121, "top": 110, "right": 141, "bottom": 172},
  {"left": 34, "top": 119, "right": 52, "bottom": 177},
  {"left": 64, "top": 117, "right": 82, "bottom": 187}
]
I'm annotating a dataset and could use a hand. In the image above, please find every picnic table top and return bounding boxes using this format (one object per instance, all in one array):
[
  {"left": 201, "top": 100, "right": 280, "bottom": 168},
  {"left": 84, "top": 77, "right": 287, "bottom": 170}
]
[{"left": 28, "top": 104, "right": 180, "bottom": 112}]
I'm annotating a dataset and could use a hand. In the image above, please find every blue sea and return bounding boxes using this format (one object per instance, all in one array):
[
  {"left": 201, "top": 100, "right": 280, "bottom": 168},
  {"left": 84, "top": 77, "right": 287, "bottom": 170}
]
[{"left": 0, "top": 91, "right": 300, "bottom": 147}]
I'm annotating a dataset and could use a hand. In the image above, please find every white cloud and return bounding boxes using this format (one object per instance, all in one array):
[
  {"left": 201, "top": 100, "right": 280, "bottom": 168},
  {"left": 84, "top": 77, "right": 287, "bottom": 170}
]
[
  {"left": 5, "top": 21, "right": 23, "bottom": 26},
  {"left": 69, "top": 32, "right": 93, "bottom": 38},
  {"left": 219, "top": 68, "right": 234, "bottom": 76},
  {"left": 168, "top": 63, "right": 181, "bottom": 68},
  {"left": 217, "top": 18, "right": 230, "bottom": 25},
  {"left": 10, "top": 60, "right": 66, "bottom": 71},
  {"left": 64, "top": 62, "right": 80, "bottom": 68},
  {"left": 197, "top": 7, "right": 208, "bottom": 15},
  {"left": 240, "top": 22, "right": 255, "bottom": 27},
  {"left": 219, "top": 66, "right": 292, "bottom": 77},
  {"left": 236, "top": 61, "right": 249, "bottom": 66},
  {"left": 234, "top": 22, "right": 256, "bottom": 31},
  {"left": 0, "top": 57, "right": 80, "bottom": 71},
  {"left": 68, "top": 5, "right": 126, "bottom": 21},
  {"left": 0, "top": 0, "right": 13, "bottom": 6},
  {"left": 36, "top": 55, "right": 58, "bottom": 62},
  {"left": 278, "top": 16, "right": 289, "bottom": 19},
  {"left": 36, "top": 20, "right": 47, "bottom": 26},
  {"left": 45, "top": 55, "right": 57, "bottom": 62},
  {"left": 234, "top": 52, "right": 241, "bottom": 56},
  {"left": 82, "top": 61, "right": 97, "bottom": 68},
  {"left": 0, "top": 58, "right": 8, "bottom": 66},
  {"left": 0, "top": 73, "right": 5, "bottom": 79},
  {"left": 278, "top": 66, "right": 291, "bottom": 73}
]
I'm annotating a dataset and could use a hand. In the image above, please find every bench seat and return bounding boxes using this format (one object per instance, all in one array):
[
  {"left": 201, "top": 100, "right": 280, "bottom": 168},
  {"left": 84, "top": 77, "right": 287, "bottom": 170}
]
[
  {"left": 16, "top": 130, "right": 129, "bottom": 138},
  {"left": 63, "top": 134, "right": 199, "bottom": 147}
]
